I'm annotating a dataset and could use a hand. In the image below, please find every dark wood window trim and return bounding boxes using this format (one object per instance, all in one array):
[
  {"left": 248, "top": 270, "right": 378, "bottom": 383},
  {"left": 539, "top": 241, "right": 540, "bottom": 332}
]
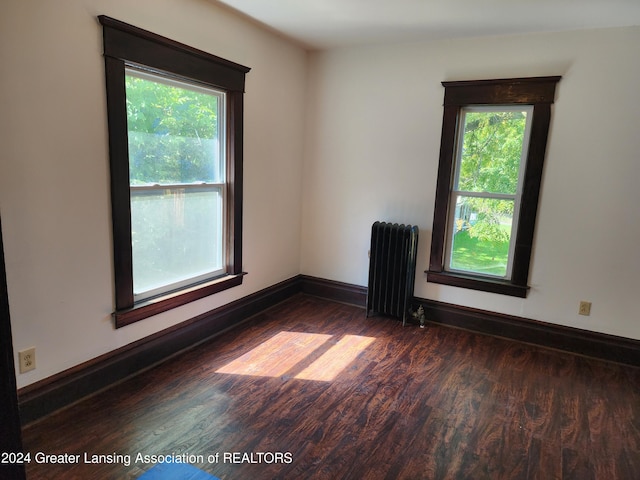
[
  {"left": 99, "top": 16, "right": 250, "bottom": 327},
  {"left": 427, "top": 76, "right": 560, "bottom": 298}
]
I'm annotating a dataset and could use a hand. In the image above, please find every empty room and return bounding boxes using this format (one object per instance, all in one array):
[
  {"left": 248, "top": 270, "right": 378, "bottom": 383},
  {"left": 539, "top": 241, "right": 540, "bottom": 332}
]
[{"left": 1, "top": 0, "right": 639, "bottom": 479}]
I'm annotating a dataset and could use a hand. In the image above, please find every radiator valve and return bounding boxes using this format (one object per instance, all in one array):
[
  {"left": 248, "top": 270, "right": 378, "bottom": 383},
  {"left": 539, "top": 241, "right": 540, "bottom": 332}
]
[{"left": 410, "top": 305, "right": 426, "bottom": 328}]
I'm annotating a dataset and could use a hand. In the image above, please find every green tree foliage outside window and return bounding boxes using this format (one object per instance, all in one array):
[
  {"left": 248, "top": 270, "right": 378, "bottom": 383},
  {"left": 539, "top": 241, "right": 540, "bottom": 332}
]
[{"left": 125, "top": 74, "right": 223, "bottom": 185}]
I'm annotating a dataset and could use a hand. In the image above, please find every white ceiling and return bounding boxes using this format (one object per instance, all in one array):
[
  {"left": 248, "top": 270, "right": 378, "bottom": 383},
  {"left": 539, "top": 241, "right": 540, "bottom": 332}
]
[{"left": 214, "top": 0, "right": 640, "bottom": 49}]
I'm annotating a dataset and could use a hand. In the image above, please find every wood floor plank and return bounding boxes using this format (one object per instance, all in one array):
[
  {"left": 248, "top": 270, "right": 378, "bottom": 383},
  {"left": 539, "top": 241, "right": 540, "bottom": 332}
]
[{"left": 21, "top": 295, "right": 640, "bottom": 479}]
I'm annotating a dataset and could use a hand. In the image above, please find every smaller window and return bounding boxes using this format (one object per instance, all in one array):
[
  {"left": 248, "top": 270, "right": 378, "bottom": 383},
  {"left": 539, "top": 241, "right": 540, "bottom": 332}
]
[{"left": 427, "top": 77, "right": 560, "bottom": 297}]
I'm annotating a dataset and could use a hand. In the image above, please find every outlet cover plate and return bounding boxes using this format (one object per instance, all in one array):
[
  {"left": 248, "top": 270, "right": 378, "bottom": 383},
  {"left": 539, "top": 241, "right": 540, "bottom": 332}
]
[{"left": 18, "top": 347, "right": 36, "bottom": 373}]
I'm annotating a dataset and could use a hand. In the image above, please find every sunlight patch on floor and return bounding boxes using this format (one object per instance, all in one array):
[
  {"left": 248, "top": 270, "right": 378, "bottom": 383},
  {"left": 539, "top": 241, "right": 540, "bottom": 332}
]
[
  {"left": 294, "top": 334, "right": 376, "bottom": 381},
  {"left": 215, "top": 331, "right": 331, "bottom": 377},
  {"left": 215, "top": 331, "right": 375, "bottom": 381}
]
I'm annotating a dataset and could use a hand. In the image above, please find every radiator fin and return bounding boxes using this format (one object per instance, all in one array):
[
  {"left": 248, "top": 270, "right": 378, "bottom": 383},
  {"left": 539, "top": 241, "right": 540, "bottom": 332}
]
[{"left": 366, "top": 221, "right": 418, "bottom": 326}]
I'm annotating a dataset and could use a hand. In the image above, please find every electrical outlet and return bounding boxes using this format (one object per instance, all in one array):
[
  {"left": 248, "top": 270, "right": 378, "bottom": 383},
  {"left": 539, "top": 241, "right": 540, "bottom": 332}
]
[
  {"left": 18, "top": 347, "right": 36, "bottom": 373},
  {"left": 578, "top": 301, "right": 592, "bottom": 316}
]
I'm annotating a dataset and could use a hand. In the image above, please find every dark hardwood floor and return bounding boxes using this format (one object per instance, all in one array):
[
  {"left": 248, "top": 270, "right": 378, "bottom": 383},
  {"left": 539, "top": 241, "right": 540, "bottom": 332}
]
[{"left": 22, "top": 295, "right": 640, "bottom": 479}]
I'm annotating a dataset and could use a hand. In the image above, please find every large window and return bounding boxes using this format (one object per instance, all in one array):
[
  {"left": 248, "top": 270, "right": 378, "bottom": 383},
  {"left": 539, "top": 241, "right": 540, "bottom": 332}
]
[
  {"left": 427, "top": 77, "right": 560, "bottom": 297},
  {"left": 100, "top": 16, "right": 250, "bottom": 326}
]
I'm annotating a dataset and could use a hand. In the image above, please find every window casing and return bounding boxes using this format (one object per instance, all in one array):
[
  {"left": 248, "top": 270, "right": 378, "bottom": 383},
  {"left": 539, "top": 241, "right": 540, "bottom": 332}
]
[
  {"left": 100, "top": 16, "right": 250, "bottom": 327},
  {"left": 427, "top": 77, "right": 560, "bottom": 297}
]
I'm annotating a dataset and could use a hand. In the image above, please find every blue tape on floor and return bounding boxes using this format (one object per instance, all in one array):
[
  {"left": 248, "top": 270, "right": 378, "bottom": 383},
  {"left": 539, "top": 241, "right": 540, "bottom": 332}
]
[{"left": 138, "top": 462, "right": 219, "bottom": 480}]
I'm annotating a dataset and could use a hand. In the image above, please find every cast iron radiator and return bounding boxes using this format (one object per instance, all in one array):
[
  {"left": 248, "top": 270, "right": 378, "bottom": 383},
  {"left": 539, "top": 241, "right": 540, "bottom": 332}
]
[{"left": 366, "top": 221, "right": 419, "bottom": 326}]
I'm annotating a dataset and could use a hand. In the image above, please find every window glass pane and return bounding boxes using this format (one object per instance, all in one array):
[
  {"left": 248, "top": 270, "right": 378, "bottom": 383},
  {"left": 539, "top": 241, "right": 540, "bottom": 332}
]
[
  {"left": 457, "top": 110, "right": 528, "bottom": 195},
  {"left": 131, "top": 187, "right": 224, "bottom": 295},
  {"left": 125, "top": 69, "right": 226, "bottom": 299},
  {"left": 125, "top": 71, "right": 225, "bottom": 185},
  {"left": 449, "top": 196, "right": 514, "bottom": 277}
]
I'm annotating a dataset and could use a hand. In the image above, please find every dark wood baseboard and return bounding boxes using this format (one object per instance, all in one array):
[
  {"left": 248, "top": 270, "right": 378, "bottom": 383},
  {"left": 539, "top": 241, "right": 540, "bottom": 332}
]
[
  {"left": 299, "top": 275, "right": 640, "bottom": 368},
  {"left": 18, "top": 276, "right": 302, "bottom": 425},
  {"left": 299, "top": 275, "right": 367, "bottom": 306},
  {"left": 412, "top": 296, "right": 640, "bottom": 368},
  {"left": 18, "top": 274, "right": 640, "bottom": 425}
]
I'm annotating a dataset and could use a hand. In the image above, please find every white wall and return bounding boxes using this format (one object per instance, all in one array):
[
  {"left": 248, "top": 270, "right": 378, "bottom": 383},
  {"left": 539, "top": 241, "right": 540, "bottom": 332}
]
[
  {"left": 302, "top": 27, "right": 640, "bottom": 340},
  {"left": 0, "top": 0, "right": 307, "bottom": 388}
]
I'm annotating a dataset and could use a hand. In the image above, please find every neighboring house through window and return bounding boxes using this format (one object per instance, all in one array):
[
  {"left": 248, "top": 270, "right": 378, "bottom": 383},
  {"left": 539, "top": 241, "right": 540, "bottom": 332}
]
[
  {"left": 427, "top": 77, "right": 560, "bottom": 297},
  {"left": 100, "top": 16, "right": 250, "bottom": 327}
]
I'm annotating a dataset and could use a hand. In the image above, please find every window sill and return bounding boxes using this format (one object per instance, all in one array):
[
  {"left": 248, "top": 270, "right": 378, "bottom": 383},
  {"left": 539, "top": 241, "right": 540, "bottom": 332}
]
[
  {"left": 114, "top": 273, "right": 246, "bottom": 328},
  {"left": 426, "top": 270, "right": 529, "bottom": 298}
]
